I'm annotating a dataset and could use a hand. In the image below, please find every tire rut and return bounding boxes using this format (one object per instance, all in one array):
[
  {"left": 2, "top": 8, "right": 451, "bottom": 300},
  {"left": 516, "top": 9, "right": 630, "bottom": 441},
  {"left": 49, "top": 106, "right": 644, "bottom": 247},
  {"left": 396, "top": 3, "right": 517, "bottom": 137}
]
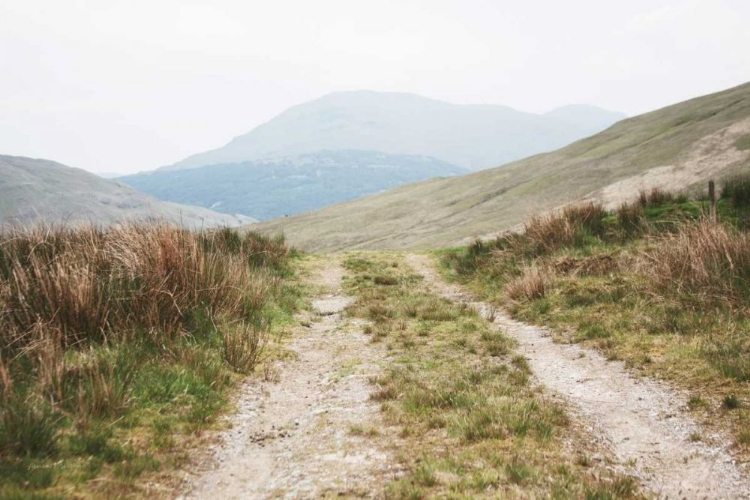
[
  {"left": 406, "top": 253, "right": 749, "bottom": 500},
  {"left": 179, "top": 257, "right": 394, "bottom": 499}
]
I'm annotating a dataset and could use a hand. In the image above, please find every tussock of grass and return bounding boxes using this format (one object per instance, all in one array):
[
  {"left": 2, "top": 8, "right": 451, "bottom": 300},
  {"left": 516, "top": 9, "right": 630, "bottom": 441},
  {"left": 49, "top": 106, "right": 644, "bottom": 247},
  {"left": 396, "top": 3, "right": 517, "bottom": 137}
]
[
  {"left": 0, "top": 224, "right": 287, "bottom": 348},
  {"left": 616, "top": 202, "right": 648, "bottom": 237},
  {"left": 643, "top": 219, "right": 750, "bottom": 306},
  {"left": 521, "top": 202, "right": 607, "bottom": 256},
  {"left": 344, "top": 254, "right": 640, "bottom": 498},
  {"left": 0, "top": 223, "right": 297, "bottom": 498},
  {"left": 222, "top": 318, "right": 271, "bottom": 374},
  {"left": 505, "top": 265, "right": 548, "bottom": 301},
  {"left": 638, "top": 187, "right": 677, "bottom": 207}
]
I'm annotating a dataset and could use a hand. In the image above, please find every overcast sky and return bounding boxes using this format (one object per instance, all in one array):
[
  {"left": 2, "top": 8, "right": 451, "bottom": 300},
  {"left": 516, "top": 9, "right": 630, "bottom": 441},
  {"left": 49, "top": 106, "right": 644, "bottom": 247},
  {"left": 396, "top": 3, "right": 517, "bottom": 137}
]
[{"left": 1, "top": 0, "right": 749, "bottom": 174}]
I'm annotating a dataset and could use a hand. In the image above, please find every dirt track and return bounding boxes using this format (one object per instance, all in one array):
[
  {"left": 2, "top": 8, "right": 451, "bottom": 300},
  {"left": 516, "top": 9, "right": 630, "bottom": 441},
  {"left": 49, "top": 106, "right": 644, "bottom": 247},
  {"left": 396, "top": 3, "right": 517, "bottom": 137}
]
[
  {"left": 180, "top": 258, "right": 395, "bottom": 499},
  {"left": 407, "top": 253, "right": 749, "bottom": 500},
  {"left": 179, "top": 253, "right": 749, "bottom": 499}
]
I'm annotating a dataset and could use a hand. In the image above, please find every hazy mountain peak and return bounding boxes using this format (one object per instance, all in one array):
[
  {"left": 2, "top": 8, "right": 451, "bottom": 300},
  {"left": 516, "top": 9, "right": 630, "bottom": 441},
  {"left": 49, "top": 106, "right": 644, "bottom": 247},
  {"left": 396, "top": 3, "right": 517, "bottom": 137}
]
[{"left": 165, "top": 91, "right": 624, "bottom": 172}]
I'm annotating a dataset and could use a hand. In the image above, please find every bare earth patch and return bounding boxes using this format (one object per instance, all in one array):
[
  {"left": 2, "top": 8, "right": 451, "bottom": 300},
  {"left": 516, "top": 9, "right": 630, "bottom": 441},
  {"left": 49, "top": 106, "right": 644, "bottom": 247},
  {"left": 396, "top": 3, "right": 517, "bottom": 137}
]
[
  {"left": 407, "top": 253, "right": 750, "bottom": 499},
  {"left": 178, "top": 257, "right": 395, "bottom": 499},
  {"left": 596, "top": 117, "right": 750, "bottom": 209}
]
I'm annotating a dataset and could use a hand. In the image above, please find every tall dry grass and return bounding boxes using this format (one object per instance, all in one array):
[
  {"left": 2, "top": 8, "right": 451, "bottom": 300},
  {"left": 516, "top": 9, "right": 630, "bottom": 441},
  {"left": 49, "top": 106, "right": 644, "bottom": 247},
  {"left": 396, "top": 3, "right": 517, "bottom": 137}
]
[
  {"left": 443, "top": 183, "right": 750, "bottom": 419},
  {"left": 615, "top": 202, "right": 647, "bottom": 237},
  {"left": 637, "top": 187, "right": 675, "bottom": 207},
  {"left": 0, "top": 223, "right": 284, "bottom": 351},
  {"left": 642, "top": 218, "right": 750, "bottom": 306},
  {"left": 0, "top": 223, "right": 291, "bottom": 465},
  {"left": 505, "top": 266, "right": 548, "bottom": 301},
  {"left": 522, "top": 202, "right": 607, "bottom": 255}
]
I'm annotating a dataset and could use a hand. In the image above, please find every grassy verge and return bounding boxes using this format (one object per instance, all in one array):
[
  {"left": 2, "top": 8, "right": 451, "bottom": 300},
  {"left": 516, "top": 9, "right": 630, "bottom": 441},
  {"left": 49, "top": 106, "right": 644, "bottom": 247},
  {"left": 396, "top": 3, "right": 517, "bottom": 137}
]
[
  {"left": 0, "top": 224, "right": 301, "bottom": 499},
  {"left": 440, "top": 185, "right": 750, "bottom": 456},
  {"left": 342, "top": 254, "right": 641, "bottom": 499}
]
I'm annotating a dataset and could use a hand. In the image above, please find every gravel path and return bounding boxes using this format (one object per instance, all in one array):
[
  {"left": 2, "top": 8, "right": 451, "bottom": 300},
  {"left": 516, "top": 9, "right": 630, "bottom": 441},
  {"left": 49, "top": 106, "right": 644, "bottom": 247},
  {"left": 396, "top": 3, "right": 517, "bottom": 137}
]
[{"left": 407, "top": 253, "right": 750, "bottom": 500}]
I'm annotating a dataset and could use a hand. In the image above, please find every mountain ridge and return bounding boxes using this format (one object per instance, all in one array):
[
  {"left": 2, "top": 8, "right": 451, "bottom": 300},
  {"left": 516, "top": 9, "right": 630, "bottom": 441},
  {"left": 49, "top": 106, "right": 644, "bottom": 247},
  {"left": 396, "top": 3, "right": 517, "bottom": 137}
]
[
  {"left": 164, "top": 90, "right": 625, "bottom": 172},
  {"left": 251, "top": 81, "right": 750, "bottom": 251}
]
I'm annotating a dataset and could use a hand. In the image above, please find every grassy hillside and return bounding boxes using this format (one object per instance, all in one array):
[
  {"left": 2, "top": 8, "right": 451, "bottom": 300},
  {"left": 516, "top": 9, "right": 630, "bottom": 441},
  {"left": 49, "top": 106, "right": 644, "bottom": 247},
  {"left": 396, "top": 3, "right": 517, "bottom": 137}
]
[
  {"left": 168, "top": 90, "right": 624, "bottom": 171},
  {"left": 0, "top": 224, "right": 298, "bottom": 498},
  {"left": 119, "top": 150, "right": 466, "bottom": 221},
  {"left": 0, "top": 155, "right": 255, "bottom": 228},
  {"left": 440, "top": 184, "right": 750, "bottom": 458},
  {"left": 254, "top": 82, "right": 750, "bottom": 252}
]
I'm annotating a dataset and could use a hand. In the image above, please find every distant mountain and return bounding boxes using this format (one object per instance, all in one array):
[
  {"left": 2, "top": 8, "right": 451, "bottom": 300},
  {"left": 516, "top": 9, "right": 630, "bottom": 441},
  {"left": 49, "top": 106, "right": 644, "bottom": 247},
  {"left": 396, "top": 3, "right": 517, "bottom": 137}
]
[
  {"left": 0, "top": 155, "right": 256, "bottom": 228},
  {"left": 253, "top": 82, "right": 750, "bottom": 251},
  {"left": 541, "top": 104, "right": 627, "bottom": 130},
  {"left": 166, "top": 91, "right": 625, "bottom": 171},
  {"left": 119, "top": 150, "right": 466, "bottom": 221},
  {"left": 94, "top": 171, "right": 127, "bottom": 179}
]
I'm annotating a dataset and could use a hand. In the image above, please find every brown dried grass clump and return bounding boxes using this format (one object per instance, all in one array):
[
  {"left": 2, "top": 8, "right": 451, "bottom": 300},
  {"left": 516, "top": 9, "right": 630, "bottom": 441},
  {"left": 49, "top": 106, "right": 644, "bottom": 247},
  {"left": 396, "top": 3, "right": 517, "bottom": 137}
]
[
  {"left": 615, "top": 201, "right": 647, "bottom": 236},
  {"left": 523, "top": 213, "right": 577, "bottom": 254},
  {"left": 553, "top": 254, "right": 619, "bottom": 277},
  {"left": 0, "top": 353, "right": 11, "bottom": 403},
  {"left": 0, "top": 223, "right": 286, "bottom": 352},
  {"left": 505, "top": 266, "right": 548, "bottom": 301},
  {"left": 642, "top": 219, "right": 750, "bottom": 306},
  {"left": 638, "top": 187, "right": 674, "bottom": 207},
  {"left": 522, "top": 202, "right": 607, "bottom": 255},
  {"left": 222, "top": 318, "right": 271, "bottom": 374}
]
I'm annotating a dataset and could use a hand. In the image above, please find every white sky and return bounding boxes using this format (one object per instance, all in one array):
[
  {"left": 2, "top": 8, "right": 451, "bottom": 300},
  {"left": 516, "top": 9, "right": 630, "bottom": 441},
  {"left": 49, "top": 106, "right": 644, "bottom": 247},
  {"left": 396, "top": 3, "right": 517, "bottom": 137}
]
[{"left": 1, "top": 0, "right": 749, "bottom": 174}]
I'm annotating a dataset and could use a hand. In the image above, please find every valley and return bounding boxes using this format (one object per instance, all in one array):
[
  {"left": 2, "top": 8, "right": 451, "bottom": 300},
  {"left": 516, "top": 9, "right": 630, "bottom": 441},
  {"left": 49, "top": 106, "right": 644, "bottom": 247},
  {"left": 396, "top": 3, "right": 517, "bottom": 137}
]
[
  {"left": 4, "top": 3, "right": 750, "bottom": 498},
  {"left": 118, "top": 150, "right": 466, "bottom": 221},
  {"left": 2, "top": 56, "right": 749, "bottom": 500}
]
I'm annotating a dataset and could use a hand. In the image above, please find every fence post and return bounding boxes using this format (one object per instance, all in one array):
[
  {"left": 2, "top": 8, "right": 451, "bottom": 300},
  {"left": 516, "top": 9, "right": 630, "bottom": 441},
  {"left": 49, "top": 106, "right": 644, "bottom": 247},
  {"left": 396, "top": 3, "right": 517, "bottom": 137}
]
[{"left": 709, "top": 180, "right": 717, "bottom": 224}]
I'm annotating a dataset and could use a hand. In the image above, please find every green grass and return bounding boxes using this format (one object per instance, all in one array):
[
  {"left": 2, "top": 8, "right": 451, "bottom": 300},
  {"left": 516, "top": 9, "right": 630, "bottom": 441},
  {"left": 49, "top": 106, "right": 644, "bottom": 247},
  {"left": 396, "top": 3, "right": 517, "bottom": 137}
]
[
  {"left": 0, "top": 225, "right": 301, "bottom": 499},
  {"left": 342, "top": 254, "right": 641, "bottom": 498}
]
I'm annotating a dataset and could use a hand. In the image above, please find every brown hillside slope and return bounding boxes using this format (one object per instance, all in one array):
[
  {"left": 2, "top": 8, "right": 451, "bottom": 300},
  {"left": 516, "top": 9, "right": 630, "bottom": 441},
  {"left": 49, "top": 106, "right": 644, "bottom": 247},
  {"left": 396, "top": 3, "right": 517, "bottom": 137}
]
[{"left": 254, "top": 82, "right": 750, "bottom": 251}]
